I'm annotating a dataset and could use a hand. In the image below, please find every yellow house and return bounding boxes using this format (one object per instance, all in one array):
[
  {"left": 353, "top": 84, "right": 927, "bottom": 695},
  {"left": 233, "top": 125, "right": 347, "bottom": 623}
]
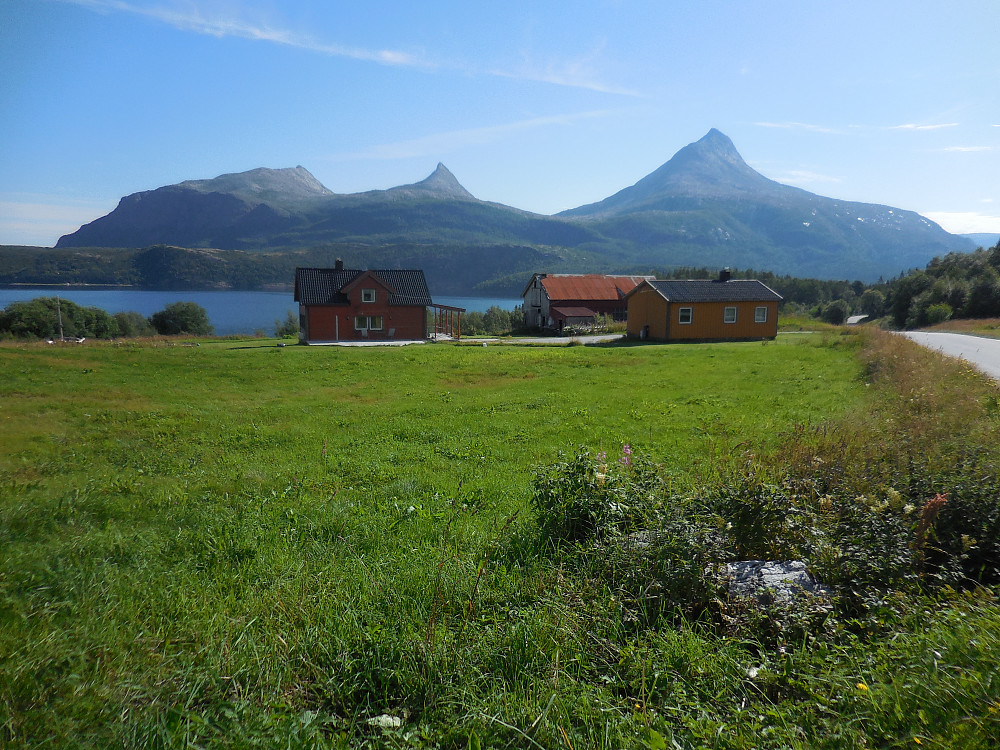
[{"left": 626, "top": 271, "right": 782, "bottom": 342}]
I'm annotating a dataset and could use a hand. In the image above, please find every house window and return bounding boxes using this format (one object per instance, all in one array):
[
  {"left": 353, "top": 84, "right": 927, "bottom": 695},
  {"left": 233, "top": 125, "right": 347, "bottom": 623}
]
[
  {"left": 361, "top": 289, "right": 376, "bottom": 303},
  {"left": 678, "top": 307, "right": 693, "bottom": 324},
  {"left": 754, "top": 306, "right": 768, "bottom": 323},
  {"left": 724, "top": 306, "right": 737, "bottom": 324},
  {"left": 354, "top": 315, "right": 384, "bottom": 331}
]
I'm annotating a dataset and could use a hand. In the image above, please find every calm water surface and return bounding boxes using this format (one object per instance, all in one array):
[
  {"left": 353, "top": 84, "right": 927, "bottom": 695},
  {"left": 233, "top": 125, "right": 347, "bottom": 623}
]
[{"left": 0, "top": 288, "right": 521, "bottom": 336}]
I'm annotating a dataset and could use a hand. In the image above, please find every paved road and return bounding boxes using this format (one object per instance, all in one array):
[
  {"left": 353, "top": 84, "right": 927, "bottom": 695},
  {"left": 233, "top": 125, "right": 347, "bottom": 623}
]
[{"left": 902, "top": 331, "right": 1000, "bottom": 381}]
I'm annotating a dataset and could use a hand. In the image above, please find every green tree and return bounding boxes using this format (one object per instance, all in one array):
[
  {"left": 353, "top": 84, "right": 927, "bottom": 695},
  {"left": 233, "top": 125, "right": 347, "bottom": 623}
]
[
  {"left": 821, "top": 299, "right": 849, "bottom": 325},
  {"left": 0, "top": 297, "right": 119, "bottom": 340},
  {"left": 857, "top": 289, "right": 885, "bottom": 317},
  {"left": 461, "top": 311, "right": 485, "bottom": 334},
  {"left": 149, "top": 301, "right": 214, "bottom": 336},
  {"left": 113, "top": 311, "right": 155, "bottom": 337},
  {"left": 274, "top": 310, "right": 299, "bottom": 338},
  {"left": 482, "top": 306, "right": 511, "bottom": 335},
  {"left": 926, "top": 303, "right": 953, "bottom": 325},
  {"left": 964, "top": 272, "right": 1000, "bottom": 318}
]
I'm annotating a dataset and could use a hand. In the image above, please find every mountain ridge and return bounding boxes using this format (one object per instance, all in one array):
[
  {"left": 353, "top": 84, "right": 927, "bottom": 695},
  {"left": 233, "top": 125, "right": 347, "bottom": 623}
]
[{"left": 54, "top": 130, "right": 974, "bottom": 283}]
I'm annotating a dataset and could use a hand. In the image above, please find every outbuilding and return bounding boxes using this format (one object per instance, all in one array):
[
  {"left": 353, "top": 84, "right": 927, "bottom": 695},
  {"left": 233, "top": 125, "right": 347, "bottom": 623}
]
[
  {"left": 625, "top": 270, "right": 782, "bottom": 342},
  {"left": 521, "top": 273, "right": 653, "bottom": 330}
]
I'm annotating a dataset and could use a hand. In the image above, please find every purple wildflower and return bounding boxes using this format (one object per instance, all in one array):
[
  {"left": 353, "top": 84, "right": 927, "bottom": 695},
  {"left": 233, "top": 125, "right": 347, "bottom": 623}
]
[{"left": 620, "top": 444, "right": 632, "bottom": 467}]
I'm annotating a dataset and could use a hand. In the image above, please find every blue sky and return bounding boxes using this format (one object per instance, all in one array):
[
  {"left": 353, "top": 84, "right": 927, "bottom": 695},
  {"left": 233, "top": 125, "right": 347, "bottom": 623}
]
[{"left": 2, "top": 0, "right": 998, "bottom": 247}]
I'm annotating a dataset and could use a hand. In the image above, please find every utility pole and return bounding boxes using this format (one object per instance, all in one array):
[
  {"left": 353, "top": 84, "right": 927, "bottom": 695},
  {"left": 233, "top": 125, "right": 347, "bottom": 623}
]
[{"left": 56, "top": 296, "right": 65, "bottom": 342}]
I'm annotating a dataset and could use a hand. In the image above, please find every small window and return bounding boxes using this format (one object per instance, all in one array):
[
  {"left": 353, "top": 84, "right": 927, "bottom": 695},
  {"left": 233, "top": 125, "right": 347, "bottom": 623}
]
[
  {"left": 724, "top": 306, "right": 737, "bottom": 324},
  {"left": 754, "top": 306, "right": 768, "bottom": 323},
  {"left": 354, "top": 315, "right": 384, "bottom": 331},
  {"left": 361, "top": 289, "right": 376, "bottom": 303},
  {"left": 368, "top": 315, "right": 383, "bottom": 331},
  {"left": 678, "top": 307, "right": 693, "bottom": 324}
]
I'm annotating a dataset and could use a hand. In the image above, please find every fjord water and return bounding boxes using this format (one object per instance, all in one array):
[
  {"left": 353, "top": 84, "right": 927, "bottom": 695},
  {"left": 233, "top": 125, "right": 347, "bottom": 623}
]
[{"left": 0, "top": 288, "right": 521, "bottom": 336}]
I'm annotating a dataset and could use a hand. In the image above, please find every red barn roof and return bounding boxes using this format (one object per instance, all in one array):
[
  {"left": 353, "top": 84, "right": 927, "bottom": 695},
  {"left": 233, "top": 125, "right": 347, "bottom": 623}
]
[{"left": 533, "top": 274, "right": 651, "bottom": 301}]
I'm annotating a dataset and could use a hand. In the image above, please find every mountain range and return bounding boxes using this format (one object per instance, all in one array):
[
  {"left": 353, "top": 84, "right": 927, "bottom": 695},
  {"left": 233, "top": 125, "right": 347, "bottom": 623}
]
[{"left": 51, "top": 129, "right": 976, "bottom": 290}]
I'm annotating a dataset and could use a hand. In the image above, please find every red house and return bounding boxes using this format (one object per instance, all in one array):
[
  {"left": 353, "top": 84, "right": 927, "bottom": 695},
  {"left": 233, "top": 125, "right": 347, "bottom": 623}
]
[{"left": 295, "top": 263, "right": 458, "bottom": 343}]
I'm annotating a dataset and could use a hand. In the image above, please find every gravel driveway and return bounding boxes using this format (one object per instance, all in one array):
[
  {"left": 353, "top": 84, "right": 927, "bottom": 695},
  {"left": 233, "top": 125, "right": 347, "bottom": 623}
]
[{"left": 901, "top": 331, "right": 1000, "bottom": 381}]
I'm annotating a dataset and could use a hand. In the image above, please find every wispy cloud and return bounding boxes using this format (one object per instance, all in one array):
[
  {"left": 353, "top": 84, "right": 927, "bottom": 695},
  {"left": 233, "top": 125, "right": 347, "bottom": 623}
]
[
  {"left": 889, "top": 122, "right": 959, "bottom": 131},
  {"left": 330, "top": 110, "right": 622, "bottom": 162},
  {"left": 55, "top": 0, "right": 431, "bottom": 67},
  {"left": 491, "top": 63, "right": 641, "bottom": 97},
  {"left": 488, "top": 38, "right": 643, "bottom": 97},
  {"left": 753, "top": 121, "right": 843, "bottom": 135},
  {"left": 56, "top": 0, "right": 641, "bottom": 95},
  {"left": 923, "top": 211, "right": 1000, "bottom": 234},
  {"left": 941, "top": 145, "right": 996, "bottom": 152}
]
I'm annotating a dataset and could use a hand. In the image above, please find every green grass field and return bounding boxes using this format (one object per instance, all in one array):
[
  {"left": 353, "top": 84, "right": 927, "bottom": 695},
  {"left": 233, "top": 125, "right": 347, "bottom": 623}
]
[{"left": 2, "top": 332, "right": 1000, "bottom": 748}]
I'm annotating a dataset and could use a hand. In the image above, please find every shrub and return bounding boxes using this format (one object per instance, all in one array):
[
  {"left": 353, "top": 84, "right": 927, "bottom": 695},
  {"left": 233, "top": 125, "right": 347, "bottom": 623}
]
[
  {"left": 925, "top": 302, "right": 953, "bottom": 325},
  {"left": 0, "top": 297, "right": 119, "bottom": 340},
  {"left": 707, "top": 469, "right": 816, "bottom": 561},
  {"left": 113, "top": 310, "right": 155, "bottom": 337},
  {"left": 532, "top": 447, "right": 733, "bottom": 618},
  {"left": 149, "top": 301, "right": 213, "bottom": 335},
  {"left": 274, "top": 310, "right": 298, "bottom": 338},
  {"left": 531, "top": 448, "right": 647, "bottom": 545},
  {"left": 821, "top": 299, "right": 849, "bottom": 325}
]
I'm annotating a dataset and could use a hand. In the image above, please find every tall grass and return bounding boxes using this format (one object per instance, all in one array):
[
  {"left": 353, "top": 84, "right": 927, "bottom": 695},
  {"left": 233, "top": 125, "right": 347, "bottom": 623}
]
[{"left": 2, "top": 331, "right": 999, "bottom": 747}]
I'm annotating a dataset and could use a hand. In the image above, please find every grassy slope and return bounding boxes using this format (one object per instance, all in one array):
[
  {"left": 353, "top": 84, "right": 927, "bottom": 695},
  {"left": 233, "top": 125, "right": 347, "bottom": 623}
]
[{"left": 1, "top": 334, "right": 998, "bottom": 748}]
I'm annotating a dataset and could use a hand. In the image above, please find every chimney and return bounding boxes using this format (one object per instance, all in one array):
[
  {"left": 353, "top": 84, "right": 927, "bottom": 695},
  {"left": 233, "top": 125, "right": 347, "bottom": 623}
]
[
  {"left": 718, "top": 267, "right": 731, "bottom": 282},
  {"left": 335, "top": 258, "right": 344, "bottom": 271}
]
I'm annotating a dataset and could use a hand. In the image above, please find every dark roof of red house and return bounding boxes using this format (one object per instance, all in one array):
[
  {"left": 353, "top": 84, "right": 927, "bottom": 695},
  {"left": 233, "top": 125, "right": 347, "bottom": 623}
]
[
  {"left": 294, "top": 267, "right": 432, "bottom": 306},
  {"left": 633, "top": 279, "right": 783, "bottom": 303}
]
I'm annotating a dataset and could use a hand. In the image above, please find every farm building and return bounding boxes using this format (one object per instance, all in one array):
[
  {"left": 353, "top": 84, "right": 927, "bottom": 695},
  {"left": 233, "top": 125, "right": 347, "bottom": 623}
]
[
  {"left": 625, "top": 270, "right": 782, "bottom": 342},
  {"left": 294, "top": 263, "right": 462, "bottom": 343},
  {"left": 521, "top": 273, "right": 653, "bottom": 331}
]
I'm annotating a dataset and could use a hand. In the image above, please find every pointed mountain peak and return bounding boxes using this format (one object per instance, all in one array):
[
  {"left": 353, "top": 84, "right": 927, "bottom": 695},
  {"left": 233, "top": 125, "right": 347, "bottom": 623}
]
[
  {"left": 671, "top": 129, "right": 748, "bottom": 170},
  {"left": 699, "top": 128, "right": 738, "bottom": 150},
  {"left": 388, "top": 163, "right": 476, "bottom": 200},
  {"left": 414, "top": 163, "right": 475, "bottom": 198},
  {"left": 560, "top": 128, "right": 778, "bottom": 217}
]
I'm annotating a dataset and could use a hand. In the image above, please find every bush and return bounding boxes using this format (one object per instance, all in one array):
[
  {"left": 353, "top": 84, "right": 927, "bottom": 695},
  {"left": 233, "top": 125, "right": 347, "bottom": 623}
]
[
  {"left": 532, "top": 447, "right": 733, "bottom": 619},
  {"left": 531, "top": 446, "right": 662, "bottom": 546},
  {"left": 149, "top": 301, "right": 214, "bottom": 335},
  {"left": 821, "top": 299, "right": 849, "bottom": 325},
  {"left": 274, "top": 310, "right": 298, "bottom": 338},
  {"left": 0, "top": 297, "right": 119, "bottom": 340},
  {"left": 113, "top": 311, "right": 155, "bottom": 337},
  {"left": 925, "top": 302, "right": 953, "bottom": 325}
]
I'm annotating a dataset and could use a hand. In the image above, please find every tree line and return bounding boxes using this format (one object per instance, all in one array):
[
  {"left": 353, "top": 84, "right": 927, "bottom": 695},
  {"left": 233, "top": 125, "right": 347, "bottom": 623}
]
[
  {"left": 658, "top": 238, "right": 1000, "bottom": 328},
  {"left": 3, "top": 239, "right": 998, "bottom": 341},
  {"left": 0, "top": 298, "right": 214, "bottom": 341}
]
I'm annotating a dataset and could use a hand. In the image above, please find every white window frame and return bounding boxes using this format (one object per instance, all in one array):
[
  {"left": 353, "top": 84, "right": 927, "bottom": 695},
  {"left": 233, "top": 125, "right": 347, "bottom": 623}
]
[
  {"left": 354, "top": 315, "right": 384, "bottom": 331},
  {"left": 724, "top": 306, "right": 737, "bottom": 324},
  {"left": 754, "top": 306, "right": 768, "bottom": 323},
  {"left": 678, "top": 307, "right": 693, "bottom": 325},
  {"left": 361, "top": 288, "right": 376, "bottom": 303}
]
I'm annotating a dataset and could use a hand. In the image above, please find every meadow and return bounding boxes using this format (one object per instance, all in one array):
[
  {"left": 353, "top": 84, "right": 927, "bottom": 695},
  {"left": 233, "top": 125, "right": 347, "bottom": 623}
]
[{"left": 2, "top": 331, "right": 1000, "bottom": 748}]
